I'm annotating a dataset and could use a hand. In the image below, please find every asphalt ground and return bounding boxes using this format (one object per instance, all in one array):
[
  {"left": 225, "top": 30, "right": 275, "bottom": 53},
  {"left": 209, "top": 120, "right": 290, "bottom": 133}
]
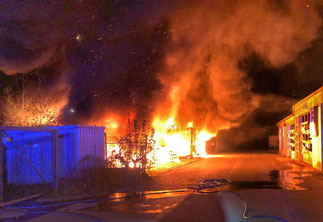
[{"left": 2, "top": 153, "right": 323, "bottom": 222}]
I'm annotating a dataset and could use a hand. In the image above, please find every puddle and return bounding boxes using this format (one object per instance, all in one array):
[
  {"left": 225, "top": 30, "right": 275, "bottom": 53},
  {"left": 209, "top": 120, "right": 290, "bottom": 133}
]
[
  {"left": 99, "top": 163, "right": 311, "bottom": 207},
  {"left": 278, "top": 162, "right": 312, "bottom": 190},
  {"left": 229, "top": 162, "right": 312, "bottom": 191},
  {"left": 229, "top": 181, "right": 281, "bottom": 190},
  {"left": 19, "top": 161, "right": 312, "bottom": 219},
  {"left": 107, "top": 189, "right": 188, "bottom": 202},
  {"left": 141, "top": 209, "right": 164, "bottom": 214},
  {"left": 89, "top": 190, "right": 188, "bottom": 216}
]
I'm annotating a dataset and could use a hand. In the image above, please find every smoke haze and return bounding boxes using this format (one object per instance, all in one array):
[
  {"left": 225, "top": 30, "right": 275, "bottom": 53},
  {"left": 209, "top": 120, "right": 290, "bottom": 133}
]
[
  {"left": 154, "top": 0, "right": 321, "bottom": 135},
  {"left": 0, "top": 0, "right": 322, "bottom": 147}
]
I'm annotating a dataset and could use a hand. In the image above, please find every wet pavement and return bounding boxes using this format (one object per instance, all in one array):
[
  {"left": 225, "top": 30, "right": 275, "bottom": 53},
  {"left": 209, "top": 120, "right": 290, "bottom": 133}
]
[{"left": 1, "top": 153, "right": 323, "bottom": 221}]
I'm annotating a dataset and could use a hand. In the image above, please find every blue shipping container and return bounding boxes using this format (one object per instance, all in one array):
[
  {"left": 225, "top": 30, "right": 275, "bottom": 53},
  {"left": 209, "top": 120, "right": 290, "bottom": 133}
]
[
  {"left": 48, "top": 125, "right": 106, "bottom": 178},
  {"left": 3, "top": 125, "right": 106, "bottom": 184},
  {"left": 3, "top": 130, "right": 53, "bottom": 185}
]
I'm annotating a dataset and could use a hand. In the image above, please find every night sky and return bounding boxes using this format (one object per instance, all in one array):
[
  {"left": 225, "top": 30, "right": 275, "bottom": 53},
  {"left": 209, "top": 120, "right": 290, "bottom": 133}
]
[{"left": 0, "top": 0, "right": 322, "bottom": 150}]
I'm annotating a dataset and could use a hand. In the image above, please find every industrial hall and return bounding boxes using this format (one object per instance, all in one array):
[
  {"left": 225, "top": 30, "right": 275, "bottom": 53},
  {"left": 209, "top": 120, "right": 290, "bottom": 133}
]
[{"left": 277, "top": 86, "right": 323, "bottom": 171}]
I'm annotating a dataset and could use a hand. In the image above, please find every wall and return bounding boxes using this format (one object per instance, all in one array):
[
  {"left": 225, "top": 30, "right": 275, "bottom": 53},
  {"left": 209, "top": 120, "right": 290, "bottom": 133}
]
[
  {"left": 48, "top": 125, "right": 106, "bottom": 178},
  {"left": 3, "top": 131, "right": 54, "bottom": 184},
  {"left": 278, "top": 87, "right": 322, "bottom": 171},
  {"left": 293, "top": 90, "right": 322, "bottom": 170},
  {"left": 3, "top": 125, "right": 106, "bottom": 184}
]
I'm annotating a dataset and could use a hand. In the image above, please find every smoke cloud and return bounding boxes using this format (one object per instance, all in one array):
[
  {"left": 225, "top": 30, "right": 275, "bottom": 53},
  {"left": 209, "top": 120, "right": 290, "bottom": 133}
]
[
  {"left": 153, "top": 0, "right": 322, "bottom": 134},
  {"left": 0, "top": 0, "right": 174, "bottom": 130},
  {"left": 0, "top": 1, "right": 62, "bottom": 75},
  {"left": 0, "top": 1, "right": 72, "bottom": 113},
  {"left": 0, "top": 0, "right": 321, "bottom": 145}
]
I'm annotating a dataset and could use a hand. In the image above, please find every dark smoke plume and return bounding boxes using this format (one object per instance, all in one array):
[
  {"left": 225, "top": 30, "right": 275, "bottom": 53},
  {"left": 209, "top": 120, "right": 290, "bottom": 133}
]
[
  {"left": 0, "top": 0, "right": 322, "bottom": 146},
  {"left": 153, "top": 0, "right": 322, "bottom": 136}
]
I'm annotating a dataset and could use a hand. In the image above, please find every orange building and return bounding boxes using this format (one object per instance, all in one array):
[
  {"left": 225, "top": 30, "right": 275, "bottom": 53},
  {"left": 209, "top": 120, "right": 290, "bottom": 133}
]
[{"left": 277, "top": 86, "right": 323, "bottom": 171}]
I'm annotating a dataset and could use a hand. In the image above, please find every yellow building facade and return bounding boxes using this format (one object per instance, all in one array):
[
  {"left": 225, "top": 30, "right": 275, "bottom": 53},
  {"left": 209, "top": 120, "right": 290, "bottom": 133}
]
[{"left": 277, "top": 86, "right": 323, "bottom": 171}]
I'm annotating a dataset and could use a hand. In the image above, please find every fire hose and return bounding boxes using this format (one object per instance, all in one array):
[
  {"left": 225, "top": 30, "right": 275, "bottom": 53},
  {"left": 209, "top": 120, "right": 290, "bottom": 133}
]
[
  {"left": 3, "top": 176, "right": 288, "bottom": 222},
  {"left": 186, "top": 175, "right": 231, "bottom": 193},
  {"left": 187, "top": 176, "right": 287, "bottom": 221}
]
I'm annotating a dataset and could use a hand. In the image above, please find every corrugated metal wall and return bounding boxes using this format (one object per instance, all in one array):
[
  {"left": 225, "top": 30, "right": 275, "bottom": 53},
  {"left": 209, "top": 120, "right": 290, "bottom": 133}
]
[
  {"left": 52, "top": 126, "right": 79, "bottom": 178},
  {"left": 49, "top": 125, "right": 106, "bottom": 177},
  {"left": 78, "top": 126, "right": 105, "bottom": 162},
  {"left": 4, "top": 125, "right": 106, "bottom": 184},
  {"left": 3, "top": 131, "right": 53, "bottom": 184}
]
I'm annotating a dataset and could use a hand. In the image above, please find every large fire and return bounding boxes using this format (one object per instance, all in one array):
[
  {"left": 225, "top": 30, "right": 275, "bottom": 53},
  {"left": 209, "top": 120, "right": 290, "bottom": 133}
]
[
  {"left": 105, "top": 115, "right": 215, "bottom": 168},
  {"left": 152, "top": 117, "right": 214, "bottom": 163}
]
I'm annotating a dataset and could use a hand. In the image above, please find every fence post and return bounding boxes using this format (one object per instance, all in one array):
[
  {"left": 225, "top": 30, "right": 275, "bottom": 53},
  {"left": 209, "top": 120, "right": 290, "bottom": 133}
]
[
  {"left": 0, "top": 136, "right": 4, "bottom": 204},
  {"left": 52, "top": 130, "right": 59, "bottom": 192}
]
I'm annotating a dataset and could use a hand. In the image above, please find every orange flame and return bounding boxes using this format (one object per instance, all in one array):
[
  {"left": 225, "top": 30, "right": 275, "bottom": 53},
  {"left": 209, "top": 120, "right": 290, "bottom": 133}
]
[{"left": 152, "top": 117, "right": 215, "bottom": 163}]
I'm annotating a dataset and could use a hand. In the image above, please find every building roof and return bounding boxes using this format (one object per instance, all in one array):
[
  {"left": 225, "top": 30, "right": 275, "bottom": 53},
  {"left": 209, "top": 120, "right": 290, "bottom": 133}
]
[
  {"left": 276, "top": 114, "right": 294, "bottom": 127},
  {"left": 292, "top": 86, "right": 323, "bottom": 109}
]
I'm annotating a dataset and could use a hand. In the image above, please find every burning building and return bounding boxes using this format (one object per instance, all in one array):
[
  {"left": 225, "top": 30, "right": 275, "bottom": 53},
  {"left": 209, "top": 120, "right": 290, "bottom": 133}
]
[
  {"left": 277, "top": 86, "right": 323, "bottom": 171},
  {"left": 105, "top": 118, "right": 213, "bottom": 167},
  {"left": 152, "top": 120, "right": 214, "bottom": 163}
]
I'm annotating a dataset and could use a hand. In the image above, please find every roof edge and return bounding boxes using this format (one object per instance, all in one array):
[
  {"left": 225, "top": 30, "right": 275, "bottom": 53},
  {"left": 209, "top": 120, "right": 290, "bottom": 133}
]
[
  {"left": 276, "top": 114, "right": 294, "bottom": 126},
  {"left": 47, "top": 125, "right": 106, "bottom": 129},
  {"left": 292, "top": 86, "right": 323, "bottom": 109}
]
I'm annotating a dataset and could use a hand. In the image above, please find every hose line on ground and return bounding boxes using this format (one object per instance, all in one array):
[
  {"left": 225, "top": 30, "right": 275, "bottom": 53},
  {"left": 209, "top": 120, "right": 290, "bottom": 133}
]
[
  {"left": 5, "top": 189, "right": 188, "bottom": 209},
  {"left": 219, "top": 191, "right": 288, "bottom": 222},
  {"left": 4, "top": 176, "right": 288, "bottom": 222},
  {"left": 186, "top": 175, "right": 231, "bottom": 193},
  {"left": 0, "top": 208, "right": 103, "bottom": 222}
]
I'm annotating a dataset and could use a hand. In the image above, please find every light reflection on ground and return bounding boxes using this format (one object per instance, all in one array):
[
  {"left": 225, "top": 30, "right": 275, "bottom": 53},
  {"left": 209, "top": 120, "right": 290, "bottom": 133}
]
[
  {"left": 108, "top": 189, "right": 189, "bottom": 201},
  {"left": 90, "top": 190, "right": 189, "bottom": 217},
  {"left": 3, "top": 154, "right": 319, "bottom": 221},
  {"left": 279, "top": 162, "right": 312, "bottom": 190}
]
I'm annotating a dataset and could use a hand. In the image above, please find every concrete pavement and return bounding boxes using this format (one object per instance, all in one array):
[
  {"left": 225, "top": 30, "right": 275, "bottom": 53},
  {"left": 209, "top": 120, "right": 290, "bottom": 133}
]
[{"left": 2, "top": 153, "right": 323, "bottom": 221}]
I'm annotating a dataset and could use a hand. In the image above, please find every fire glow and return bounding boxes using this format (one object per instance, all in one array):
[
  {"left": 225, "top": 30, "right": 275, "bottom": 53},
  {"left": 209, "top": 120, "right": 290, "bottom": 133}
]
[
  {"left": 105, "top": 116, "right": 215, "bottom": 168},
  {"left": 152, "top": 118, "right": 214, "bottom": 163},
  {"left": 0, "top": 0, "right": 321, "bottom": 176}
]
